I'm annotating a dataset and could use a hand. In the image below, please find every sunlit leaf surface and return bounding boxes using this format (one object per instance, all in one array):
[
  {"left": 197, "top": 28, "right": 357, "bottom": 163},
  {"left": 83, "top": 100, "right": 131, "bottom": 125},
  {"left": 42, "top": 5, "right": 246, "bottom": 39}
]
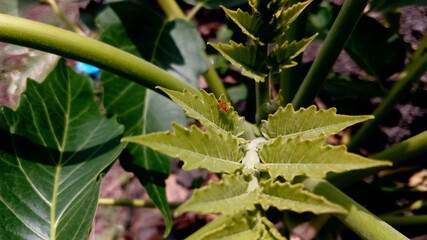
[{"left": 0, "top": 61, "right": 125, "bottom": 240}]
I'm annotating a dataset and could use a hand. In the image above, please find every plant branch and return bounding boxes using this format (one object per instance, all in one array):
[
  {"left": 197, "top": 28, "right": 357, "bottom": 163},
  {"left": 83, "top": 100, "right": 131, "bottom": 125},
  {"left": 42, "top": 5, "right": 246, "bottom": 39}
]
[
  {"left": 157, "top": 0, "right": 186, "bottom": 19},
  {"left": 299, "top": 177, "right": 409, "bottom": 240},
  {"left": 203, "top": 55, "right": 229, "bottom": 99},
  {"left": 291, "top": 0, "right": 368, "bottom": 108},
  {"left": 280, "top": 0, "right": 309, "bottom": 105},
  {"left": 46, "top": 0, "right": 85, "bottom": 35},
  {"left": 186, "top": 3, "right": 204, "bottom": 21},
  {"left": 0, "top": 14, "right": 198, "bottom": 95},
  {"left": 98, "top": 198, "right": 181, "bottom": 209},
  {"left": 328, "top": 130, "right": 427, "bottom": 187},
  {"left": 347, "top": 53, "right": 427, "bottom": 152},
  {"left": 157, "top": 0, "right": 228, "bottom": 98},
  {"left": 380, "top": 215, "right": 427, "bottom": 226}
]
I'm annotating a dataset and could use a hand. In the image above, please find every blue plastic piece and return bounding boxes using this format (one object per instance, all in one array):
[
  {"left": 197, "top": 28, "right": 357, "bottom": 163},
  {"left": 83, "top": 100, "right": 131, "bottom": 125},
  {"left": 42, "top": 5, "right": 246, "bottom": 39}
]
[{"left": 75, "top": 62, "right": 101, "bottom": 79}]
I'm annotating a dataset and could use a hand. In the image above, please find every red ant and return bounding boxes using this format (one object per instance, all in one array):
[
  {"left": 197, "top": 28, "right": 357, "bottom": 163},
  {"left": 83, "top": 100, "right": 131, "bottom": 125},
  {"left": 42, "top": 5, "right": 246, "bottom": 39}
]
[{"left": 217, "top": 99, "right": 228, "bottom": 112}]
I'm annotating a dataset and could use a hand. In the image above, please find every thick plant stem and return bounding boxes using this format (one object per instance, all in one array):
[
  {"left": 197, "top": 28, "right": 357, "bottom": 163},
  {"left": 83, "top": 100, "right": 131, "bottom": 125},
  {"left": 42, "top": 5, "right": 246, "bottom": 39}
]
[
  {"left": 0, "top": 14, "right": 198, "bottom": 95},
  {"left": 300, "top": 177, "right": 409, "bottom": 240},
  {"left": 292, "top": 0, "right": 368, "bottom": 108},
  {"left": 157, "top": 0, "right": 186, "bottom": 19},
  {"left": 328, "top": 130, "right": 427, "bottom": 187},
  {"left": 280, "top": 0, "right": 309, "bottom": 105},
  {"left": 99, "top": 198, "right": 181, "bottom": 209},
  {"left": 347, "top": 54, "right": 427, "bottom": 152}
]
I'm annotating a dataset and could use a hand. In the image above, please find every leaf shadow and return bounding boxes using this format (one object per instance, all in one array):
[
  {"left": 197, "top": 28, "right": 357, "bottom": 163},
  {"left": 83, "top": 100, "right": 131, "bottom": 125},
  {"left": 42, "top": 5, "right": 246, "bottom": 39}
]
[{"left": 0, "top": 128, "right": 123, "bottom": 167}]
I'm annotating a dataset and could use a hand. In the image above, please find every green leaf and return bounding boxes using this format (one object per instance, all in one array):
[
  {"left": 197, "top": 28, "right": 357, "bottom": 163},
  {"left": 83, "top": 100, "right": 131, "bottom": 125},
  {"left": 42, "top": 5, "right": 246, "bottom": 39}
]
[
  {"left": 344, "top": 15, "right": 406, "bottom": 81},
  {"left": 261, "top": 104, "right": 373, "bottom": 140},
  {"left": 122, "top": 124, "right": 244, "bottom": 173},
  {"left": 268, "top": 34, "right": 317, "bottom": 72},
  {"left": 109, "top": 1, "right": 208, "bottom": 86},
  {"left": 256, "top": 136, "right": 392, "bottom": 180},
  {"left": 275, "top": 0, "right": 312, "bottom": 31},
  {"left": 183, "top": 0, "right": 248, "bottom": 9},
  {"left": 0, "top": 45, "right": 59, "bottom": 109},
  {"left": 222, "top": 7, "right": 265, "bottom": 45},
  {"left": 175, "top": 174, "right": 258, "bottom": 215},
  {"left": 259, "top": 180, "right": 346, "bottom": 214},
  {"left": 0, "top": 60, "right": 125, "bottom": 240},
  {"left": 209, "top": 41, "right": 268, "bottom": 82},
  {"left": 159, "top": 87, "right": 246, "bottom": 136},
  {"left": 186, "top": 210, "right": 288, "bottom": 240},
  {"left": 96, "top": 7, "right": 188, "bottom": 237}
]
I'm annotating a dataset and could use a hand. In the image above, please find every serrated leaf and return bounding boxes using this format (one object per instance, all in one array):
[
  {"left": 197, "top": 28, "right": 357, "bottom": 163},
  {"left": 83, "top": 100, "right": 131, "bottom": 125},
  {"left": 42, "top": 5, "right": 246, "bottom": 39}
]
[
  {"left": 96, "top": 6, "right": 193, "bottom": 236},
  {"left": 186, "top": 210, "right": 287, "bottom": 240},
  {"left": 176, "top": 174, "right": 258, "bottom": 215},
  {"left": 222, "top": 7, "right": 265, "bottom": 45},
  {"left": 256, "top": 136, "right": 392, "bottom": 180},
  {"left": 259, "top": 180, "right": 346, "bottom": 214},
  {"left": 275, "top": 0, "right": 312, "bottom": 31},
  {"left": 0, "top": 60, "right": 125, "bottom": 240},
  {"left": 261, "top": 104, "right": 373, "bottom": 140},
  {"left": 159, "top": 87, "right": 245, "bottom": 136},
  {"left": 268, "top": 34, "right": 317, "bottom": 72},
  {"left": 122, "top": 124, "right": 244, "bottom": 173},
  {"left": 209, "top": 41, "right": 267, "bottom": 82}
]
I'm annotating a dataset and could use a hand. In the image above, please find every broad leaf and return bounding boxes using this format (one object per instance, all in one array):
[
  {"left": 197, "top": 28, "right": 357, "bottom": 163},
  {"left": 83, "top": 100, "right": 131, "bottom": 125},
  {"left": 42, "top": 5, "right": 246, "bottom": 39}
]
[
  {"left": 0, "top": 61, "right": 125, "bottom": 239},
  {"left": 209, "top": 41, "right": 267, "bottom": 82},
  {"left": 122, "top": 124, "right": 244, "bottom": 173},
  {"left": 159, "top": 87, "right": 245, "bottom": 136},
  {"left": 222, "top": 7, "right": 265, "bottom": 45},
  {"left": 345, "top": 15, "right": 406, "bottom": 81},
  {"left": 183, "top": 0, "right": 248, "bottom": 9},
  {"left": 0, "top": 45, "right": 59, "bottom": 109},
  {"left": 175, "top": 174, "right": 258, "bottom": 215},
  {"left": 96, "top": 6, "right": 189, "bottom": 236},
  {"left": 261, "top": 104, "right": 373, "bottom": 140},
  {"left": 275, "top": 0, "right": 312, "bottom": 31},
  {"left": 186, "top": 210, "right": 287, "bottom": 240},
  {"left": 259, "top": 180, "right": 346, "bottom": 214},
  {"left": 256, "top": 136, "right": 392, "bottom": 180},
  {"left": 109, "top": 1, "right": 208, "bottom": 86},
  {"left": 268, "top": 34, "right": 317, "bottom": 72}
]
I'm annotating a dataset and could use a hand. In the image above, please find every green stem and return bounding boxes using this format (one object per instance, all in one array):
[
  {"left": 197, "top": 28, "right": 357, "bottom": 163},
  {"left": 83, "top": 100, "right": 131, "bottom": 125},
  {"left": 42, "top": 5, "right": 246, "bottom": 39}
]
[
  {"left": 186, "top": 3, "right": 204, "bottom": 21},
  {"left": 328, "top": 130, "right": 427, "bottom": 187},
  {"left": 157, "top": 0, "right": 228, "bottom": 98},
  {"left": 98, "top": 198, "right": 181, "bottom": 209},
  {"left": 0, "top": 14, "right": 198, "bottom": 95},
  {"left": 203, "top": 56, "right": 229, "bottom": 99},
  {"left": 255, "top": 80, "right": 269, "bottom": 124},
  {"left": 380, "top": 215, "right": 427, "bottom": 226},
  {"left": 280, "top": 0, "right": 309, "bottom": 105},
  {"left": 157, "top": 0, "right": 186, "bottom": 19},
  {"left": 46, "top": 0, "right": 85, "bottom": 35},
  {"left": 371, "top": 130, "right": 427, "bottom": 163},
  {"left": 300, "top": 177, "right": 408, "bottom": 240},
  {"left": 291, "top": 0, "right": 368, "bottom": 108},
  {"left": 347, "top": 54, "right": 427, "bottom": 152}
]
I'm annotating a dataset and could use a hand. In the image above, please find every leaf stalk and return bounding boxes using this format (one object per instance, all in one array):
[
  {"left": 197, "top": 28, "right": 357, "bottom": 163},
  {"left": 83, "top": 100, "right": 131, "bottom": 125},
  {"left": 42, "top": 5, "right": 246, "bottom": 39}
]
[
  {"left": 0, "top": 13, "right": 198, "bottom": 95},
  {"left": 300, "top": 177, "right": 409, "bottom": 240},
  {"left": 291, "top": 0, "right": 369, "bottom": 108}
]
